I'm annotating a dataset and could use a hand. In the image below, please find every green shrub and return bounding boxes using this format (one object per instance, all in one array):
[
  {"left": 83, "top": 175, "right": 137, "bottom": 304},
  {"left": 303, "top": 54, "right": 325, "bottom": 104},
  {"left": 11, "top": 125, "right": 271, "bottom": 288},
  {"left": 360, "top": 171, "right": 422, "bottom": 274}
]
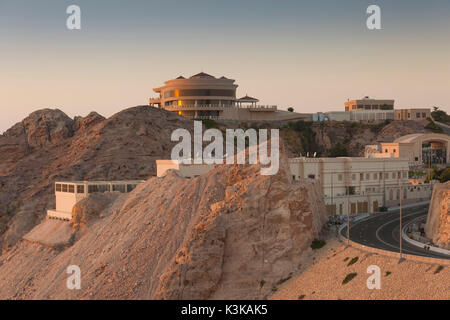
[
  {"left": 347, "top": 256, "right": 359, "bottom": 266},
  {"left": 425, "top": 119, "right": 443, "bottom": 133},
  {"left": 193, "top": 118, "right": 218, "bottom": 129},
  {"left": 329, "top": 142, "right": 349, "bottom": 157},
  {"left": 434, "top": 265, "right": 444, "bottom": 274},
  {"left": 439, "top": 168, "right": 450, "bottom": 183},
  {"left": 342, "top": 273, "right": 357, "bottom": 285},
  {"left": 431, "top": 107, "right": 450, "bottom": 124},
  {"left": 311, "top": 239, "right": 326, "bottom": 250}
]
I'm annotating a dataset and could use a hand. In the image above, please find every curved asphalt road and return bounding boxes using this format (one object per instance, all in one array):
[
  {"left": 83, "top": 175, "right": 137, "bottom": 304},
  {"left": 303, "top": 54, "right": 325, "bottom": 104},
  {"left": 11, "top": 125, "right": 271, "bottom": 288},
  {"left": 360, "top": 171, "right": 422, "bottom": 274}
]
[{"left": 341, "top": 206, "right": 450, "bottom": 260}]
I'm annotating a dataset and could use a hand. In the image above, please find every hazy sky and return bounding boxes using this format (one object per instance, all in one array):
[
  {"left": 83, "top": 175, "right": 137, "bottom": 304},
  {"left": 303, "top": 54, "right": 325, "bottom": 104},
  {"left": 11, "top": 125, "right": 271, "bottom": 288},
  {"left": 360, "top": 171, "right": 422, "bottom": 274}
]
[{"left": 1, "top": 0, "right": 449, "bottom": 132}]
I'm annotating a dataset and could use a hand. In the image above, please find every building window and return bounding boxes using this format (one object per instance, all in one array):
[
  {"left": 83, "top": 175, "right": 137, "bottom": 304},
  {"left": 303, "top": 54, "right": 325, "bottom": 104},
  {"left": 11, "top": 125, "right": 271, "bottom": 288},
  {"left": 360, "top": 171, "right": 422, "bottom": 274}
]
[
  {"left": 56, "top": 184, "right": 62, "bottom": 192},
  {"left": 88, "top": 185, "right": 98, "bottom": 193},
  {"left": 127, "top": 184, "right": 137, "bottom": 192},
  {"left": 373, "top": 173, "right": 377, "bottom": 180},
  {"left": 112, "top": 184, "right": 126, "bottom": 193},
  {"left": 422, "top": 113, "right": 426, "bottom": 118},
  {"left": 77, "top": 185, "right": 85, "bottom": 194},
  {"left": 62, "top": 184, "right": 68, "bottom": 192},
  {"left": 366, "top": 173, "right": 370, "bottom": 180},
  {"left": 352, "top": 174, "right": 356, "bottom": 180},
  {"left": 393, "top": 149, "right": 396, "bottom": 153},
  {"left": 416, "top": 113, "right": 420, "bottom": 118},
  {"left": 360, "top": 173, "right": 364, "bottom": 181},
  {"left": 392, "top": 172, "right": 396, "bottom": 179},
  {"left": 308, "top": 174, "right": 315, "bottom": 179},
  {"left": 68, "top": 185, "right": 75, "bottom": 193},
  {"left": 338, "top": 174, "right": 343, "bottom": 181}
]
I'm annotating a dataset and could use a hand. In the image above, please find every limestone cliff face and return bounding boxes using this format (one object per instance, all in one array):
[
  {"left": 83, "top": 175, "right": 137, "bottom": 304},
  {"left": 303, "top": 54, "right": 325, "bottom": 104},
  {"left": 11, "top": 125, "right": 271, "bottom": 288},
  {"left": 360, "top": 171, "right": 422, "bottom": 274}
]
[
  {"left": 425, "top": 182, "right": 450, "bottom": 249},
  {"left": 0, "top": 106, "right": 193, "bottom": 252},
  {"left": 0, "top": 149, "right": 327, "bottom": 299}
]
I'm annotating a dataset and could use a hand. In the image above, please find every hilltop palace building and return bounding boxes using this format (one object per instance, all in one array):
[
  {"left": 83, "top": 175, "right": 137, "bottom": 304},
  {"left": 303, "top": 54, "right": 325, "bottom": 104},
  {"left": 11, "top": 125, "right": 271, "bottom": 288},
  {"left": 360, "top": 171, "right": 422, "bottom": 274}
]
[{"left": 149, "top": 72, "right": 310, "bottom": 121}]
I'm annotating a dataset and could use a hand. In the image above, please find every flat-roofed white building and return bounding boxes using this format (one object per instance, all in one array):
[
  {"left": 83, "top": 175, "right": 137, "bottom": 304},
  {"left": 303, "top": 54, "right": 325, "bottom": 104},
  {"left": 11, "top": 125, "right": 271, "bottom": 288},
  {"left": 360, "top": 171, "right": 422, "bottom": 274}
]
[
  {"left": 156, "top": 160, "right": 214, "bottom": 178},
  {"left": 47, "top": 180, "right": 144, "bottom": 221},
  {"left": 289, "top": 157, "right": 432, "bottom": 215},
  {"left": 313, "top": 110, "right": 394, "bottom": 122},
  {"left": 367, "top": 133, "right": 450, "bottom": 166}
]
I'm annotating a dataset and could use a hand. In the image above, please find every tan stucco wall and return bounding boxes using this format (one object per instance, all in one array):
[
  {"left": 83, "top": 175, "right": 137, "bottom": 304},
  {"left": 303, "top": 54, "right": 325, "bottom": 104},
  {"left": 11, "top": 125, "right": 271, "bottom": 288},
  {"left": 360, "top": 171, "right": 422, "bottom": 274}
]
[{"left": 395, "top": 108, "right": 431, "bottom": 121}]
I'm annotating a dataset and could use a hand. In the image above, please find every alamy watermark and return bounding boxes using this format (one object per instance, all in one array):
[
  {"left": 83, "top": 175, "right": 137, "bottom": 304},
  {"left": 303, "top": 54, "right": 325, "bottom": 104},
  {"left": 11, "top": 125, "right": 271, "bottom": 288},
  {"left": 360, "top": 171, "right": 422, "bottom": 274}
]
[
  {"left": 171, "top": 121, "right": 280, "bottom": 175},
  {"left": 66, "top": 5, "right": 81, "bottom": 30},
  {"left": 66, "top": 265, "right": 81, "bottom": 290},
  {"left": 366, "top": 265, "right": 381, "bottom": 289},
  {"left": 65, "top": 5, "right": 380, "bottom": 31},
  {"left": 367, "top": 5, "right": 381, "bottom": 30}
]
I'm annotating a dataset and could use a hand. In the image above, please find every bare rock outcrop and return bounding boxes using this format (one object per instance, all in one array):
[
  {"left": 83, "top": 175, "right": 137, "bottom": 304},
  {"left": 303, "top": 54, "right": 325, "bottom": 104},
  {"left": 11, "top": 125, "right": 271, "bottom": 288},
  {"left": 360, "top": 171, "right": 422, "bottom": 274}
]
[
  {"left": 71, "top": 193, "right": 120, "bottom": 230},
  {"left": 425, "top": 182, "right": 450, "bottom": 249},
  {"left": 0, "top": 106, "right": 193, "bottom": 253},
  {"left": 0, "top": 147, "right": 327, "bottom": 299}
]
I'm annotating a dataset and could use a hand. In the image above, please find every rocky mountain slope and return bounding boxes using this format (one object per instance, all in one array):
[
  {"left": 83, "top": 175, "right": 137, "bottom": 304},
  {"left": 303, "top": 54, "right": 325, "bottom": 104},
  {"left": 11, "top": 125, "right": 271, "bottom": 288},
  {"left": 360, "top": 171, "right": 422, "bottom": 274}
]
[
  {"left": 0, "top": 147, "right": 327, "bottom": 299},
  {"left": 0, "top": 106, "right": 193, "bottom": 252},
  {"left": 0, "top": 106, "right": 431, "bottom": 254},
  {"left": 220, "top": 119, "right": 429, "bottom": 158},
  {"left": 425, "top": 181, "right": 450, "bottom": 249}
]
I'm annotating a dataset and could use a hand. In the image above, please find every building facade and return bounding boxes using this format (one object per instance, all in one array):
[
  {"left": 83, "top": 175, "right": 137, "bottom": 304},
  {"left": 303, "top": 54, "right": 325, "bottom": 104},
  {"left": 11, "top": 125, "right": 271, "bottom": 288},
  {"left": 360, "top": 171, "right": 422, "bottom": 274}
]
[
  {"left": 313, "top": 110, "right": 394, "bottom": 122},
  {"left": 345, "top": 96, "right": 394, "bottom": 112},
  {"left": 156, "top": 160, "right": 214, "bottom": 178},
  {"left": 395, "top": 108, "right": 431, "bottom": 121},
  {"left": 47, "top": 180, "right": 144, "bottom": 220},
  {"left": 289, "top": 157, "right": 431, "bottom": 215},
  {"left": 370, "top": 133, "right": 450, "bottom": 166}
]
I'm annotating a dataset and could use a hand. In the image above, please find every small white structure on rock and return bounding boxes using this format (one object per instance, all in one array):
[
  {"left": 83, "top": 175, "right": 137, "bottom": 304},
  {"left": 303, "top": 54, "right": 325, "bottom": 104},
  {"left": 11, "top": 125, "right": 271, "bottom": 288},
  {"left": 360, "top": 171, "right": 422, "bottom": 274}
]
[
  {"left": 156, "top": 160, "right": 214, "bottom": 178},
  {"left": 47, "top": 180, "right": 144, "bottom": 221}
]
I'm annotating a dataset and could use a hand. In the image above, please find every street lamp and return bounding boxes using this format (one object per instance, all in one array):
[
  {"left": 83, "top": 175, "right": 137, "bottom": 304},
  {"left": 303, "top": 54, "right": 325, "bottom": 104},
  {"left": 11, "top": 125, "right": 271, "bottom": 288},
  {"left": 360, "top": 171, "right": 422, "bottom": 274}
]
[
  {"left": 399, "top": 180, "right": 403, "bottom": 261},
  {"left": 347, "top": 174, "right": 350, "bottom": 247}
]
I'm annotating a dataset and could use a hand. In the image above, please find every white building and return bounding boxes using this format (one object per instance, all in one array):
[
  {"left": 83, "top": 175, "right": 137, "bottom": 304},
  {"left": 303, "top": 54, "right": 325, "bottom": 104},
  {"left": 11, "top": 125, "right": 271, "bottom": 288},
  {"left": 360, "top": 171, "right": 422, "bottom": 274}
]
[
  {"left": 156, "top": 160, "right": 214, "bottom": 178},
  {"left": 313, "top": 110, "right": 394, "bottom": 122},
  {"left": 47, "top": 180, "right": 144, "bottom": 220},
  {"left": 155, "top": 157, "right": 433, "bottom": 216},
  {"left": 289, "top": 157, "right": 432, "bottom": 215}
]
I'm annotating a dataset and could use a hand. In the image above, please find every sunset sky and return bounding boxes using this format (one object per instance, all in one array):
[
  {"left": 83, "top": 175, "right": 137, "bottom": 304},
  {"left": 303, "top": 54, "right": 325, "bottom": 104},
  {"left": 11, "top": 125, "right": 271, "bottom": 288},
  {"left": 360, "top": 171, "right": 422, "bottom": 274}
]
[{"left": 1, "top": 0, "right": 449, "bottom": 132}]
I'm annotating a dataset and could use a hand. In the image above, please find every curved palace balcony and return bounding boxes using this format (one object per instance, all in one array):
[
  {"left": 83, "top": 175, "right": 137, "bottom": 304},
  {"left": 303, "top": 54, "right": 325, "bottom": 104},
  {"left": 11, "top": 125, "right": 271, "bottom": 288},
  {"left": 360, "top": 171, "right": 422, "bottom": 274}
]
[
  {"left": 163, "top": 104, "right": 277, "bottom": 112},
  {"left": 164, "top": 104, "right": 226, "bottom": 111}
]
